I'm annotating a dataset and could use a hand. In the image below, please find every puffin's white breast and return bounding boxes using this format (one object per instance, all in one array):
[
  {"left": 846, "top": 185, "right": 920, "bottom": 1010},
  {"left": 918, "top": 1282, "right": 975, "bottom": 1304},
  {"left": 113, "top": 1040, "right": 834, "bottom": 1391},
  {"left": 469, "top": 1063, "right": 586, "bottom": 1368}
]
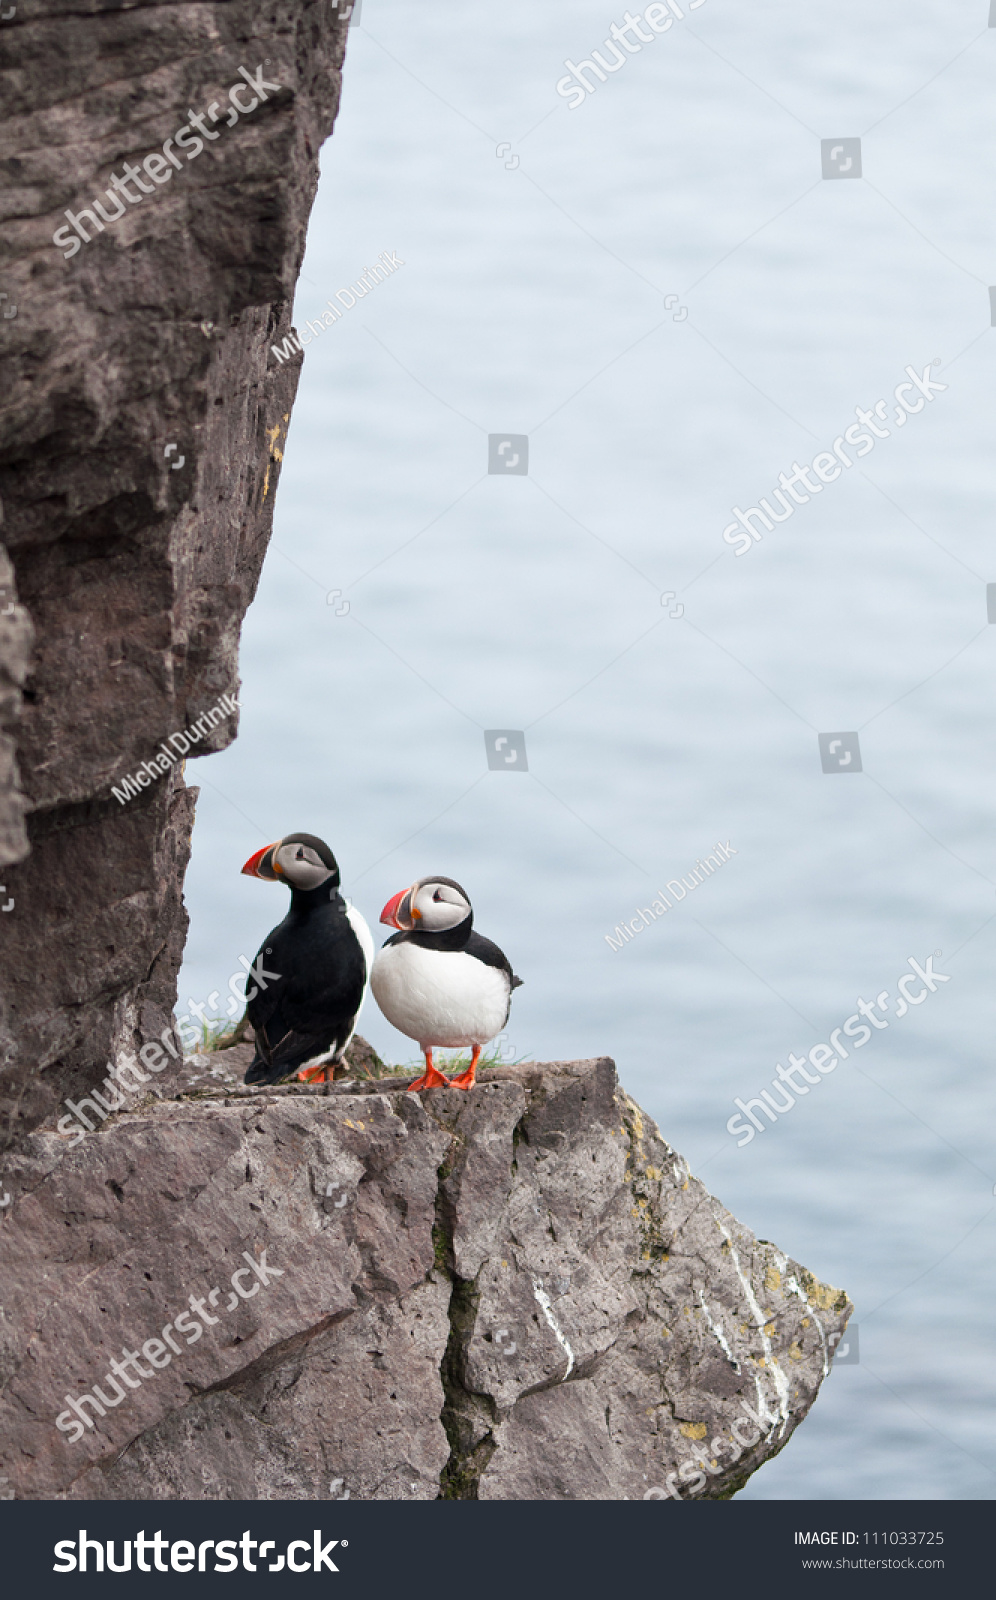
[
  {"left": 336, "top": 901, "right": 374, "bottom": 1053},
  {"left": 345, "top": 902, "right": 375, "bottom": 985},
  {"left": 370, "top": 942, "right": 510, "bottom": 1047}
]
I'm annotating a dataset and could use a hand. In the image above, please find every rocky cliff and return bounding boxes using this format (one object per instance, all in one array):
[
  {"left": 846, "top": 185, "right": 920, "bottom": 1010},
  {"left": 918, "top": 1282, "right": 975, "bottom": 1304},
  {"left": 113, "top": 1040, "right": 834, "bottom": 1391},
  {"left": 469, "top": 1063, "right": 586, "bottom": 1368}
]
[
  {"left": 0, "top": 1, "right": 351, "bottom": 1155},
  {"left": 0, "top": 6, "right": 850, "bottom": 1504},
  {"left": 0, "top": 1054, "right": 851, "bottom": 1501}
]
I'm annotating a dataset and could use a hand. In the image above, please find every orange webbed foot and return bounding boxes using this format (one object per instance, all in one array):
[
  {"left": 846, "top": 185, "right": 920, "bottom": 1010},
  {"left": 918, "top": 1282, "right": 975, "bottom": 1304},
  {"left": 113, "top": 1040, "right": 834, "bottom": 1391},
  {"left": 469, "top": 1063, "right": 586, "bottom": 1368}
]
[
  {"left": 447, "top": 1046, "right": 482, "bottom": 1091},
  {"left": 298, "top": 1062, "right": 330, "bottom": 1083},
  {"left": 407, "top": 1048, "right": 449, "bottom": 1093}
]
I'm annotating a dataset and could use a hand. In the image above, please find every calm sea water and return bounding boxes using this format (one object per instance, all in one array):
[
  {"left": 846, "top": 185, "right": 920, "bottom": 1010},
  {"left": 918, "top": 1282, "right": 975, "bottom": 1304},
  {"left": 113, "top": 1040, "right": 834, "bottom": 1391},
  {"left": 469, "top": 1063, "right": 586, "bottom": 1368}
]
[{"left": 180, "top": 0, "right": 996, "bottom": 1500}]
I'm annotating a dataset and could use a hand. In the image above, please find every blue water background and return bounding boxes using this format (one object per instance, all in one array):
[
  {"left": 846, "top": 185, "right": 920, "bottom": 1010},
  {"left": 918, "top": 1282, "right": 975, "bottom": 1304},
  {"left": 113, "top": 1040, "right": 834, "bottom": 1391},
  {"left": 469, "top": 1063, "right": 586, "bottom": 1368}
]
[{"left": 179, "top": 0, "right": 996, "bottom": 1500}]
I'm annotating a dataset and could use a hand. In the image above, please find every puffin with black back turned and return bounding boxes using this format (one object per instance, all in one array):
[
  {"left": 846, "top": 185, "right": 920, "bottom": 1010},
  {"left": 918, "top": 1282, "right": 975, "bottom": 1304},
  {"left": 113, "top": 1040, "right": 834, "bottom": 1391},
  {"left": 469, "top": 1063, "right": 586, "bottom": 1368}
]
[
  {"left": 371, "top": 876, "right": 523, "bottom": 1091},
  {"left": 240, "top": 832, "right": 374, "bottom": 1085}
]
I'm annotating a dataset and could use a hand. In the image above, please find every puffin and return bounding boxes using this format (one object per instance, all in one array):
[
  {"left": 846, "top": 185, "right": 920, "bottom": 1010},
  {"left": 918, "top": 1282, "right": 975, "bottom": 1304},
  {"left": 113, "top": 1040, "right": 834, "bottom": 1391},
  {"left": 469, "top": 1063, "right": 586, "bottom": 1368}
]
[
  {"left": 239, "top": 832, "right": 374, "bottom": 1085},
  {"left": 370, "top": 875, "right": 522, "bottom": 1091}
]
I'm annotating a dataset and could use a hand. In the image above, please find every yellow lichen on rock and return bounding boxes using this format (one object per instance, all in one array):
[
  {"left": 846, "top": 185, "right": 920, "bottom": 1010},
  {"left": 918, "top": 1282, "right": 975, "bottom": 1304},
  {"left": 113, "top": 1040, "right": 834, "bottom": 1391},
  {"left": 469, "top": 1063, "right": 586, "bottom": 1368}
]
[
  {"left": 262, "top": 422, "right": 286, "bottom": 499},
  {"left": 800, "top": 1271, "right": 846, "bottom": 1312}
]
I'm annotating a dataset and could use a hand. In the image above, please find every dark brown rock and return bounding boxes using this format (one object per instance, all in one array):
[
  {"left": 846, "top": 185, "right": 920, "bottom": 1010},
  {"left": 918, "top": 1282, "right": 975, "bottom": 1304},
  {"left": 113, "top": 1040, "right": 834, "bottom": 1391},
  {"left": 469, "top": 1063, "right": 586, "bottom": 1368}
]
[
  {"left": 0, "top": 2, "right": 352, "bottom": 1154},
  {"left": 0, "top": 1058, "right": 851, "bottom": 1501},
  {"left": 342, "top": 1033, "right": 389, "bottom": 1079}
]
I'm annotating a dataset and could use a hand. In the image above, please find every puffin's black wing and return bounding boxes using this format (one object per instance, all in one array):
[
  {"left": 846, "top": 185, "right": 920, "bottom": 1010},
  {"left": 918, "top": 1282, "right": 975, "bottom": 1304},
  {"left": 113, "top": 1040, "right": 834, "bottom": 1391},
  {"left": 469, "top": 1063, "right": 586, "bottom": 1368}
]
[
  {"left": 243, "top": 930, "right": 287, "bottom": 1040},
  {"left": 464, "top": 931, "right": 519, "bottom": 983},
  {"left": 464, "top": 931, "right": 522, "bottom": 1030},
  {"left": 243, "top": 902, "right": 367, "bottom": 1085},
  {"left": 245, "top": 1019, "right": 354, "bottom": 1085}
]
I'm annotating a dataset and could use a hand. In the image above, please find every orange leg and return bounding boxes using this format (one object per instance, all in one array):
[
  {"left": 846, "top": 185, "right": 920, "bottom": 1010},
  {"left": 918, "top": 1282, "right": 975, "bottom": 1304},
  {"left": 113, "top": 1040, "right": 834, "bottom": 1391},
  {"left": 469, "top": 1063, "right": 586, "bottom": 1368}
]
[
  {"left": 447, "top": 1045, "right": 482, "bottom": 1091},
  {"left": 298, "top": 1062, "right": 330, "bottom": 1083},
  {"left": 407, "top": 1047, "right": 449, "bottom": 1093}
]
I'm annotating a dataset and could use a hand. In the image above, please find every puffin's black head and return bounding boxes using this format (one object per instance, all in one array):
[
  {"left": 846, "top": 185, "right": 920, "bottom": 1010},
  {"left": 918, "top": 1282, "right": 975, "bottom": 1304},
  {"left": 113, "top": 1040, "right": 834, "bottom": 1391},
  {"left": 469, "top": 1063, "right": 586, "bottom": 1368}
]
[
  {"left": 241, "top": 833, "right": 340, "bottom": 892},
  {"left": 380, "top": 875, "right": 472, "bottom": 933}
]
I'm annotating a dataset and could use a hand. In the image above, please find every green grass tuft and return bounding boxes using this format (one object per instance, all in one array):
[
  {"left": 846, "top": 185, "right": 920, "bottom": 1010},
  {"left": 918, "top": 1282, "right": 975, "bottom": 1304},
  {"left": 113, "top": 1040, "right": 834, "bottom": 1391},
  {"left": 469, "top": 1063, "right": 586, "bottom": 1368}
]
[
  {"left": 398, "top": 1046, "right": 530, "bottom": 1074},
  {"left": 178, "top": 1012, "right": 251, "bottom": 1055}
]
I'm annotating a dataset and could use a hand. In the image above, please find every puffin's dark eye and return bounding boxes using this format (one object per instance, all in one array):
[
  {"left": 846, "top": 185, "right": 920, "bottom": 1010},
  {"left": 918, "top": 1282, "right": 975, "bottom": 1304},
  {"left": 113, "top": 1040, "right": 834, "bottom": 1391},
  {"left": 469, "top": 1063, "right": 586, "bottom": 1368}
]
[
  {"left": 296, "top": 849, "right": 305, "bottom": 859},
  {"left": 433, "top": 890, "right": 443, "bottom": 902}
]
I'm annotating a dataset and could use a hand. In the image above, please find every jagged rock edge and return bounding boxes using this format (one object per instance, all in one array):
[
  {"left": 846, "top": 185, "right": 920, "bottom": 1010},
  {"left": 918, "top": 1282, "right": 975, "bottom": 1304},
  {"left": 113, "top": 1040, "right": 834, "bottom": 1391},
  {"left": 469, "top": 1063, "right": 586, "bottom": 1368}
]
[{"left": 616, "top": 1082, "right": 800, "bottom": 1499}]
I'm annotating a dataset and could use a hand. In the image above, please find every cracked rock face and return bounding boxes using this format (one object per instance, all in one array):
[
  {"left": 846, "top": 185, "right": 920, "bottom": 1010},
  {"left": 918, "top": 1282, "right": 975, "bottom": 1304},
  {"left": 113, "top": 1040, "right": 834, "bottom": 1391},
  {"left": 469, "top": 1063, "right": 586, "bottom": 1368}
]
[
  {"left": 0, "top": 2, "right": 350, "bottom": 1154},
  {"left": 0, "top": 543, "right": 33, "bottom": 867},
  {"left": 0, "top": 1055, "right": 850, "bottom": 1500}
]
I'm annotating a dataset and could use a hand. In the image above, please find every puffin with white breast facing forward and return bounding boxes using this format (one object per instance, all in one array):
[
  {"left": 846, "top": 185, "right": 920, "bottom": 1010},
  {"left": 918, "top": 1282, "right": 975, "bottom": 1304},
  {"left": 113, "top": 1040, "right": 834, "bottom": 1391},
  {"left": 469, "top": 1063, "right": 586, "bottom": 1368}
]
[
  {"left": 371, "top": 875, "right": 523, "bottom": 1091},
  {"left": 240, "top": 832, "right": 374, "bottom": 1085}
]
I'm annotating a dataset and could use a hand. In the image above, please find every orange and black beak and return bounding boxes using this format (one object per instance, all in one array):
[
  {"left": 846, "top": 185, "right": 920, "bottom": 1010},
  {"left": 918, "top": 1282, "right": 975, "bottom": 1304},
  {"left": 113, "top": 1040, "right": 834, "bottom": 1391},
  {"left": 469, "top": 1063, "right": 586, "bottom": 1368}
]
[
  {"left": 380, "top": 884, "right": 419, "bottom": 929},
  {"left": 242, "top": 842, "right": 280, "bottom": 880}
]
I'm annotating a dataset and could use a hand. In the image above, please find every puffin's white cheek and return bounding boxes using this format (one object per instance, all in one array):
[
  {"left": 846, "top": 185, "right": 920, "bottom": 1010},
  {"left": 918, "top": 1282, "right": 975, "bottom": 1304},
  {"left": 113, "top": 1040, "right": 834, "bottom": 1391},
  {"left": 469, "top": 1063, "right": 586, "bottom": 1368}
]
[
  {"left": 285, "top": 861, "right": 331, "bottom": 891},
  {"left": 420, "top": 902, "right": 469, "bottom": 932}
]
